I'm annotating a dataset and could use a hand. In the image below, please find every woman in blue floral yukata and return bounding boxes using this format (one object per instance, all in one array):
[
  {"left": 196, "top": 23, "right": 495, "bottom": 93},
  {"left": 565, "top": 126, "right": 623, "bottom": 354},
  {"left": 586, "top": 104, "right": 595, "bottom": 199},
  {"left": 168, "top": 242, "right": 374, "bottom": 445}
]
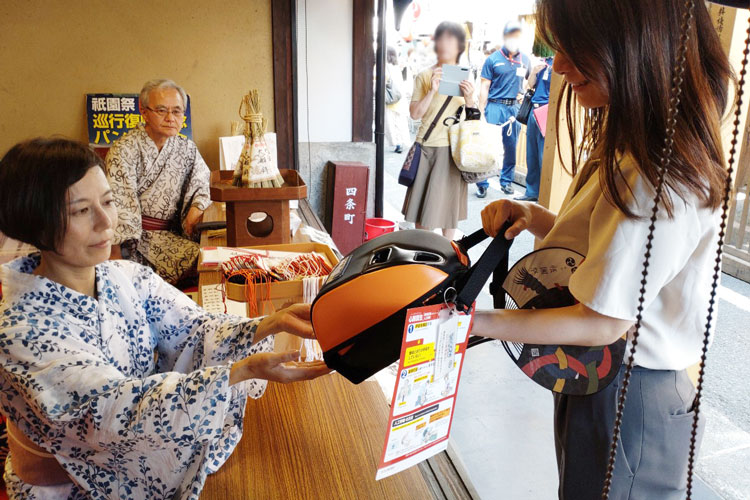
[{"left": 0, "top": 138, "right": 331, "bottom": 500}]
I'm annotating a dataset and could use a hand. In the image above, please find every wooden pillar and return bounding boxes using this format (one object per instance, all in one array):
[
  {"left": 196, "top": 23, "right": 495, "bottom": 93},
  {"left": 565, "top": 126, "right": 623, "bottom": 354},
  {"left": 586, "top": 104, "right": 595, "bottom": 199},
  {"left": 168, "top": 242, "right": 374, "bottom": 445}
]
[
  {"left": 710, "top": 4, "right": 750, "bottom": 186},
  {"left": 537, "top": 72, "right": 574, "bottom": 215},
  {"left": 516, "top": 124, "right": 528, "bottom": 176},
  {"left": 716, "top": 7, "right": 750, "bottom": 281},
  {"left": 352, "top": 0, "right": 375, "bottom": 142},
  {"left": 272, "top": 0, "right": 298, "bottom": 170}
]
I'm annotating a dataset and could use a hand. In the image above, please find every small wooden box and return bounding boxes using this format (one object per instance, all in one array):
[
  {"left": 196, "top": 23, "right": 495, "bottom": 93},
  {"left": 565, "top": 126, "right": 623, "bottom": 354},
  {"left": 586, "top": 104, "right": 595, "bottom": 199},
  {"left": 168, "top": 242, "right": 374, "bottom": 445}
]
[{"left": 210, "top": 170, "right": 307, "bottom": 247}]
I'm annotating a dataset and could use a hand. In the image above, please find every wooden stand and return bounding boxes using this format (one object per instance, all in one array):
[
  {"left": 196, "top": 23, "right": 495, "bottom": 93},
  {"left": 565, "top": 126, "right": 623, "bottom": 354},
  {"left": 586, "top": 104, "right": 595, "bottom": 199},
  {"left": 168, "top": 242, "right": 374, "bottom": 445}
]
[{"left": 210, "top": 169, "right": 307, "bottom": 246}]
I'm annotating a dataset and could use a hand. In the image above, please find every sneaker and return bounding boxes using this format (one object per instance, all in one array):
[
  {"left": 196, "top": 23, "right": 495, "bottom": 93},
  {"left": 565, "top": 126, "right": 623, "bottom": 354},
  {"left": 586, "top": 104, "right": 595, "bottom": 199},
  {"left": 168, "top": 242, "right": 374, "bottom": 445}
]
[
  {"left": 476, "top": 185, "right": 488, "bottom": 198},
  {"left": 514, "top": 194, "right": 538, "bottom": 202},
  {"left": 501, "top": 184, "right": 514, "bottom": 195}
]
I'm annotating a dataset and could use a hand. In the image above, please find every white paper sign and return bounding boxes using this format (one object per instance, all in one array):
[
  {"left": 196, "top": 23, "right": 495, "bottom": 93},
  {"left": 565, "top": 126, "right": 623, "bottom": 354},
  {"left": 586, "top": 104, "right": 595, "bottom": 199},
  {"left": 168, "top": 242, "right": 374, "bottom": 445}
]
[
  {"left": 200, "top": 284, "right": 247, "bottom": 317},
  {"left": 219, "top": 133, "right": 277, "bottom": 171}
]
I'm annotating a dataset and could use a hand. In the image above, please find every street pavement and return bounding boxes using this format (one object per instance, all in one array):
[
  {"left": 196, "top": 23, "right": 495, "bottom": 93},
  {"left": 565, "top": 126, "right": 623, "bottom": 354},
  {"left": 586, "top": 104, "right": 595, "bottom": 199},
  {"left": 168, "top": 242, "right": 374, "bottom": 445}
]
[{"left": 381, "top": 147, "right": 748, "bottom": 499}]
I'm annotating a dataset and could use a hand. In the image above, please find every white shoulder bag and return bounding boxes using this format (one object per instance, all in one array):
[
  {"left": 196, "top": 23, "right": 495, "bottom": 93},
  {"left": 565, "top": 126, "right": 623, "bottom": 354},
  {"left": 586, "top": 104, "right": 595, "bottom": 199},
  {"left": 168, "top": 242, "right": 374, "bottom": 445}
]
[{"left": 446, "top": 109, "right": 516, "bottom": 176}]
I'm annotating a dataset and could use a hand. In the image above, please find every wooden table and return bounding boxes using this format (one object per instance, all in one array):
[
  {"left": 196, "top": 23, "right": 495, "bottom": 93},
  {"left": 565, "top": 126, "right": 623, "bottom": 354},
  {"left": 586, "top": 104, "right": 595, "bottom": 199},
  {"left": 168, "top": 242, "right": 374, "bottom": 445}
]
[
  {"left": 198, "top": 201, "right": 472, "bottom": 500},
  {"left": 201, "top": 370, "right": 432, "bottom": 499}
]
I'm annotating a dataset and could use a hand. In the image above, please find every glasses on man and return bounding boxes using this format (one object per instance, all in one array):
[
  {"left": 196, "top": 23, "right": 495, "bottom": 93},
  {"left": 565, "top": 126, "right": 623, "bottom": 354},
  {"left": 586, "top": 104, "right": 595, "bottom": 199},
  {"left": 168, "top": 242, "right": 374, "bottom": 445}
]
[{"left": 145, "top": 106, "right": 185, "bottom": 118}]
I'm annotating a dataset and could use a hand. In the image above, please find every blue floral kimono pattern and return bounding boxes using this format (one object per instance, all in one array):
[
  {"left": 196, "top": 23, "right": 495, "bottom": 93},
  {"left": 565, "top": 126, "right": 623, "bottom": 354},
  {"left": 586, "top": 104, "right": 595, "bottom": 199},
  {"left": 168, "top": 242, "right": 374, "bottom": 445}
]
[{"left": 0, "top": 255, "right": 273, "bottom": 499}]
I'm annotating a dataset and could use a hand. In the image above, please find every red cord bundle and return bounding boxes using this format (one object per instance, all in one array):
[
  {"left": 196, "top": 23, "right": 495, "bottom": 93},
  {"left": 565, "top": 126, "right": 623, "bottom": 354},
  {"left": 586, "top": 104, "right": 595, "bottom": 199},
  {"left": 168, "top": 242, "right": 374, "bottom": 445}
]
[
  {"left": 220, "top": 252, "right": 332, "bottom": 317},
  {"left": 276, "top": 254, "right": 332, "bottom": 280}
]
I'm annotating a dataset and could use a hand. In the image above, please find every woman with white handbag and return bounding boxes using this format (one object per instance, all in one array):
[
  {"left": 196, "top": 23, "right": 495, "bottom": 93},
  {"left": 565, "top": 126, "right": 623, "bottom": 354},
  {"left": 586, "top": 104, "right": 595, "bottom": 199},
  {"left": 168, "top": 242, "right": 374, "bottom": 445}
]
[{"left": 401, "top": 21, "right": 478, "bottom": 240}]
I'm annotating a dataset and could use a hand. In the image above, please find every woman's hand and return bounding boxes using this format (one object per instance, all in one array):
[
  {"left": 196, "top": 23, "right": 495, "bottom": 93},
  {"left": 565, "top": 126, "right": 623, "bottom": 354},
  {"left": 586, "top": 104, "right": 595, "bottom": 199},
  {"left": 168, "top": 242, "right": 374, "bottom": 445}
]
[
  {"left": 230, "top": 350, "right": 331, "bottom": 385},
  {"left": 481, "top": 199, "right": 558, "bottom": 240},
  {"left": 471, "top": 305, "right": 633, "bottom": 348},
  {"left": 481, "top": 199, "right": 533, "bottom": 239},
  {"left": 256, "top": 303, "right": 315, "bottom": 342},
  {"left": 430, "top": 67, "right": 443, "bottom": 93},
  {"left": 459, "top": 79, "right": 475, "bottom": 107},
  {"left": 411, "top": 67, "right": 441, "bottom": 120}
]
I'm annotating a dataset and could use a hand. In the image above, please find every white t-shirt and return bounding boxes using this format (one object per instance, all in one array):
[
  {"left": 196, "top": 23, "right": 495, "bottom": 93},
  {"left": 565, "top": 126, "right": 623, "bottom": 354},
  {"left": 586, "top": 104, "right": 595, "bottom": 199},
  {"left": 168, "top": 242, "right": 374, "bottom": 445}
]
[{"left": 541, "top": 155, "right": 720, "bottom": 370}]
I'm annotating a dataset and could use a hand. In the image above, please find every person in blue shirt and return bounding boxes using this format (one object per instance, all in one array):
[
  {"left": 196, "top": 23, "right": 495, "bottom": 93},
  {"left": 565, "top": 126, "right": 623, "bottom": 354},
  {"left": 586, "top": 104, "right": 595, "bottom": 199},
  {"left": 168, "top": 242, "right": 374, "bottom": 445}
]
[
  {"left": 517, "top": 55, "right": 554, "bottom": 202},
  {"left": 476, "top": 21, "right": 530, "bottom": 198}
]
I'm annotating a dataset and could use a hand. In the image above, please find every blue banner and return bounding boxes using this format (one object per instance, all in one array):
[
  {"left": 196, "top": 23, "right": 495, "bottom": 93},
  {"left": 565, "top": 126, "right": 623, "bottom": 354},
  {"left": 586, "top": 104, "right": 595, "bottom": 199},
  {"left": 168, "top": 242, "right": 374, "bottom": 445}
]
[{"left": 86, "top": 93, "right": 193, "bottom": 146}]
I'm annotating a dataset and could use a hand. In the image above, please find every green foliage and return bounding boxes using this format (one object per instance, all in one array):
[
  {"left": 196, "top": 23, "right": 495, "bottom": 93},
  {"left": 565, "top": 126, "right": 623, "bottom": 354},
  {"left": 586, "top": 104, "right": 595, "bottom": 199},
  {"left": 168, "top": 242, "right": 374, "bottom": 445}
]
[{"left": 532, "top": 33, "right": 555, "bottom": 58}]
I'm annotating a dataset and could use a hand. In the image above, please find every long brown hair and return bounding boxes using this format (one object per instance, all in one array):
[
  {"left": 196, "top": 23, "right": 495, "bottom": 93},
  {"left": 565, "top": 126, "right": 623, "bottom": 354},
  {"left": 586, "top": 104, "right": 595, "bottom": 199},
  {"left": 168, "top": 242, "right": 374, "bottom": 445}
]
[{"left": 537, "top": 0, "right": 732, "bottom": 217}]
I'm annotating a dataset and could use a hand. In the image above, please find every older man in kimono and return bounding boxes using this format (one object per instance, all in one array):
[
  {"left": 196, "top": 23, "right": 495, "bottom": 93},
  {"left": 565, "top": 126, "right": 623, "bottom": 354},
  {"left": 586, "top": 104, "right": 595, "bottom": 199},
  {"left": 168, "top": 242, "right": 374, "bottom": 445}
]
[{"left": 107, "top": 79, "right": 210, "bottom": 285}]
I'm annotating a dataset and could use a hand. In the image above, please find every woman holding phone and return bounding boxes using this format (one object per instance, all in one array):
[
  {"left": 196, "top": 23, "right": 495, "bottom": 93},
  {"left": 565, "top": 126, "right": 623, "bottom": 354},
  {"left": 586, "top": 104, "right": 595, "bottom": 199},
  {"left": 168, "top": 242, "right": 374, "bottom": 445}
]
[{"left": 404, "top": 21, "right": 478, "bottom": 240}]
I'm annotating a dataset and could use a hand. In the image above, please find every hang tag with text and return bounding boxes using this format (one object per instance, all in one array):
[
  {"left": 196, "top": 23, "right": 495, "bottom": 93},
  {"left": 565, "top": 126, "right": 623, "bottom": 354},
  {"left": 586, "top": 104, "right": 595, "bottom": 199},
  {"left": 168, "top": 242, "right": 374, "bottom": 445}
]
[
  {"left": 434, "top": 309, "right": 458, "bottom": 381},
  {"left": 376, "top": 303, "right": 473, "bottom": 480}
]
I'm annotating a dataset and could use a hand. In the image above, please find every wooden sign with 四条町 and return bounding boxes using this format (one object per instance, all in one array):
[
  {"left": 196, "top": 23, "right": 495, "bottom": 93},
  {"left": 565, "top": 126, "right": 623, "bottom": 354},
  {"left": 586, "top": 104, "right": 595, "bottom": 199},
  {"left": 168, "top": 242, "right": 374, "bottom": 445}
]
[{"left": 324, "top": 161, "right": 369, "bottom": 255}]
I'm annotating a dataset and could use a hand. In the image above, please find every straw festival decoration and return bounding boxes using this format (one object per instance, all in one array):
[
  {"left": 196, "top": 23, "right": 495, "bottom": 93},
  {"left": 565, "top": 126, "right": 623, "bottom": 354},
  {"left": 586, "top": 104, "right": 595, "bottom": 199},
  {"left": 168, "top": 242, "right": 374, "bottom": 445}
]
[{"left": 232, "top": 89, "right": 285, "bottom": 188}]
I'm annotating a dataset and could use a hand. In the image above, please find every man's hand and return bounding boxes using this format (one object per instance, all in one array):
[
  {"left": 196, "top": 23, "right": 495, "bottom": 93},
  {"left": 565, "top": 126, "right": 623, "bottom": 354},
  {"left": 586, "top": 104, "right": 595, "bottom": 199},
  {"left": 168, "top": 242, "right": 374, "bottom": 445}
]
[
  {"left": 183, "top": 206, "right": 204, "bottom": 237},
  {"left": 479, "top": 78, "right": 491, "bottom": 115},
  {"left": 527, "top": 64, "right": 547, "bottom": 90}
]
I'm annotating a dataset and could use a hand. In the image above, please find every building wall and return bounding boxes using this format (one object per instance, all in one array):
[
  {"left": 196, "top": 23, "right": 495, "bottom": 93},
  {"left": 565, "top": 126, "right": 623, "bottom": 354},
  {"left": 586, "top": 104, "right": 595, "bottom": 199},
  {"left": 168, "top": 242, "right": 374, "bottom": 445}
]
[
  {"left": 296, "top": 0, "right": 354, "bottom": 143},
  {"left": 296, "top": 0, "right": 376, "bottom": 219},
  {"left": 299, "top": 141, "right": 377, "bottom": 220},
  {"left": 0, "top": 0, "right": 275, "bottom": 169}
]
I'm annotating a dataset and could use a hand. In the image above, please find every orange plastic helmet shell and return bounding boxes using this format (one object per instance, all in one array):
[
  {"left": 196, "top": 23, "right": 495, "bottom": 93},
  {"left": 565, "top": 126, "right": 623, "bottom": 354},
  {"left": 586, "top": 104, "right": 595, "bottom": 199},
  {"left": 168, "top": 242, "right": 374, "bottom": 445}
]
[{"left": 312, "top": 264, "right": 448, "bottom": 352}]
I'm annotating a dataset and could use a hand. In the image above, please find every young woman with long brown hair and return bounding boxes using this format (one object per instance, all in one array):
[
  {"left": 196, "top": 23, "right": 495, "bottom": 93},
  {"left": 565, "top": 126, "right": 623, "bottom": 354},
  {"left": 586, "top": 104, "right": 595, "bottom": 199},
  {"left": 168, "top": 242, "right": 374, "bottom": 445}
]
[{"left": 470, "top": 0, "right": 733, "bottom": 497}]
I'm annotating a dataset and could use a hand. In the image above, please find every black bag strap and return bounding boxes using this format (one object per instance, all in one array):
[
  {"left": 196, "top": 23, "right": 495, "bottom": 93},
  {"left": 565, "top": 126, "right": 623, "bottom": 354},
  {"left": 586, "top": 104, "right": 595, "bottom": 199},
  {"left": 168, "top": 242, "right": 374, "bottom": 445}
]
[
  {"left": 453, "top": 223, "right": 514, "bottom": 313},
  {"left": 443, "top": 105, "right": 465, "bottom": 127},
  {"left": 422, "top": 96, "right": 453, "bottom": 142},
  {"left": 455, "top": 226, "right": 488, "bottom": 252}
]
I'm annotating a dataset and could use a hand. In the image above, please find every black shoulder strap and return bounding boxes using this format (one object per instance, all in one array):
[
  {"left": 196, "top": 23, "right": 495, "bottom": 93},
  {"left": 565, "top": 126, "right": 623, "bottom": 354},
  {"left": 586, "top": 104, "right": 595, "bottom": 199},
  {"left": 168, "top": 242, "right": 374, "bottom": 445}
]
[
  {"left": 454, "top": 224, "right": 514, "bottom": 313},
  {"left": 422, "top": 96, "right": 454, "bottom": 142}
]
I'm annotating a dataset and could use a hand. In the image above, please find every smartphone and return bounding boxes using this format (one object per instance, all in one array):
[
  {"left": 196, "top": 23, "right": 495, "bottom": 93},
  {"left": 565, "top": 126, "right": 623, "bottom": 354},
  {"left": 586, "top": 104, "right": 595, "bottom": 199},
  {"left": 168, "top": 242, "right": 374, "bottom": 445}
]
[{"left": 438, "top": 65, "right": 471, "bottom": 96}]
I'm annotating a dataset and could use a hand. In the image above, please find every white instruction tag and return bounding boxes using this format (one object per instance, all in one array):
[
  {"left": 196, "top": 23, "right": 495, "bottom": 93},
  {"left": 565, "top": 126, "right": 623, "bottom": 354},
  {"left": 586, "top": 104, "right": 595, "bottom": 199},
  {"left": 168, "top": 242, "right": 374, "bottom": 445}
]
[
  {"left": 434, "top": 309, "right": 459, "bottom": 381},
  {"left": 376, "top": 303, "right": 472, "bottom": 480}
]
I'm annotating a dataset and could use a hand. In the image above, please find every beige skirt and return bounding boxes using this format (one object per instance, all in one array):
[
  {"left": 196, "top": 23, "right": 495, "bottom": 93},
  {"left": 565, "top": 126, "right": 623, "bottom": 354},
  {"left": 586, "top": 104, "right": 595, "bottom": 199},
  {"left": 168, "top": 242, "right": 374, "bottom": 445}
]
[{"left": 402, "top": 145, "right": 467, "bottom": 230}]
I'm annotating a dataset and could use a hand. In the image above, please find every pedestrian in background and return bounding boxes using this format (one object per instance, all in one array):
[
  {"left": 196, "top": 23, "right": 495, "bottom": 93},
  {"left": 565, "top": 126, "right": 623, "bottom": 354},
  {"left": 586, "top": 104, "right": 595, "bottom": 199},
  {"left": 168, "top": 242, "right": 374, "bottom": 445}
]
[
  {"left": 385, "top": 46, "right": 411, "bottom": 154},
  {"left": 403, "top": 21, "right": 477, "bottom": 240},
  {"left": 517, "top": 51, "right": 554, "bottom": 202},
  {"left": 476, "top": 21, "right": 530, "bottom": 198}
]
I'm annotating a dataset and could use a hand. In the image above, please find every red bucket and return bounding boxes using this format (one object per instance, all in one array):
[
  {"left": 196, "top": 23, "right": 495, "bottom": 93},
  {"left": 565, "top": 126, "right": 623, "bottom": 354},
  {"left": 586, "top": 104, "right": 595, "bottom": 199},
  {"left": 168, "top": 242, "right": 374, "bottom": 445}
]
[{"left": 364, "top": 218, "right": 398, "bottom": 241}]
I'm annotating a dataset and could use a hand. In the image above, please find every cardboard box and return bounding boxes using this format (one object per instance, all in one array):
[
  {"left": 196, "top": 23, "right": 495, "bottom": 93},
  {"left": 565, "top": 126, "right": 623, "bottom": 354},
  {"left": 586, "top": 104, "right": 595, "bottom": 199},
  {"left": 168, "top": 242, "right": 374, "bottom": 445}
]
[{"left": 222, "top": 243, "right": 339, "bottom": 313}]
